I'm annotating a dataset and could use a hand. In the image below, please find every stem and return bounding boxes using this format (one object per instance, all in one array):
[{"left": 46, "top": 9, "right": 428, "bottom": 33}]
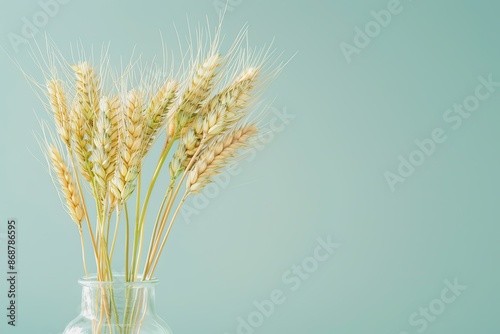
[
  {"left": 141, "top": 183, "right": 174, "bottom": 278},
  {"left": 97, "top": 197, "right": 112, "bottom": 281},
  {"left": 137, "top": 139, "right": 175, "bottom": 241},
  {"left": 136, "top": 171, "right": 141, "bottom": 225},
  {"left": 68, "top": 152, "right": 99, "bottom": 272},
  {"left": 109, "top": 207, "right": 121, "bottom": 262},
  {"left": 91, "top": 178, "right": 107, "bottom": 280},
  {"left": 130, "top": 216, "right": 140, "bottom": 282},
  {"left": 124, "top": 203, "right": 130, "bottom": 282},
  {"left": 133, "top": 171, "right": 143, "bottom": 279},
  {"left": 106, "top": 205, "right": 112, "bottom": 248},
  {"left": 144, "top": 138, "right": 205, "bottom": 277},
  {"left": 78, "top": 224, "right": 89, "bottom": 278},
  {"left": 140, "top": 139, "right": 175, "bottom": 222},
  {"left": 133, "top": 139, "right": 175, "bottom": 281},
  {"left": 147, "top": 192, "right": 189, "bottom": 279}
]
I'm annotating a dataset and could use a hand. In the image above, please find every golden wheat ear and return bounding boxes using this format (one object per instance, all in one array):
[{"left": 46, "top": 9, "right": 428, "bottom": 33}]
[
  {"left": 91, "top": 96, "right": 119, "bottom": 200},
  {"left": 172, "top": 54, "right": 222, "bottom": 137},
  {"left": 180, "top": 67, "right": 260, "bottom": 166},
  {"left": 70, "top": 63, "right": 101, "bottom": 183},
  {"left": 47, "top": 79, "right": 71, "bottom": 147},
  {"left": 143, "top": 80, "right": 179, "bottom": 157},
  {"left": 48, "top": 145, "right": 84, "bottom": 224},
  {"left": 111, "top": 90, "right": 144, "bottom": 202},
  {"left": 186, "top": 124, "right": 258, "bottom": 194}
]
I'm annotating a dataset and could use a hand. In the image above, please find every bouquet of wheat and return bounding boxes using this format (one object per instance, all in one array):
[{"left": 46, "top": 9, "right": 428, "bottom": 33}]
[{"left": 32, "top": 23, "right": 284, "bottom": 333}]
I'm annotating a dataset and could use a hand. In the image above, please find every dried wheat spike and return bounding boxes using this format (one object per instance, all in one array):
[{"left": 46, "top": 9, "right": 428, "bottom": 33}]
[
  {"left": 111, "top": 90, "right": 144, "bottom": 202},
  {"left": 92, "top": 96, "right": 119, "bottom": 198},
  {"left": 181, "top": 67, "right": 259, "bottom": 167},
  {"left": 70, "top": 63, "right": 101, "bottom": 182},
  {"left": 70, "top": 100, "right": 93, "bottom": 182},
  {"left": 195, "top": 67, "right": 259, "bottom": 146},
  {"left": 143, "top": 80, "right": 178, "bottom": 156},
  {"left": 169, "top": 127, "right": 198, "bottom": 175},
  {"left": 173, "top": 54, "right": 222, "bottom": 137},
  {"left": 186, "top": 125, "right": 257, "bottom": 193},
  {"left": 72, "top": 62, "right": 100, "bottom": 123},
  {"left": 169, "top": 141, "right": 186, "bottom": 179},
  {"left": 47, "top": 80, "right": 71, "bottom": 146},
  {"left": 49, "top": 145, "right": 84, "bottom": 224}
]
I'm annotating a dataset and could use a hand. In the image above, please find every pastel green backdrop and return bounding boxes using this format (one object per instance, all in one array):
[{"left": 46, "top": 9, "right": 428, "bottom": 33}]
[{"left": 0, "top": 0, "right": 499, "bottom": 333}]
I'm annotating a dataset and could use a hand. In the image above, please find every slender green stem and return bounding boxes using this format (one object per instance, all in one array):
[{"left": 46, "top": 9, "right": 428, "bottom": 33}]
[
  {"left": 124, "top": 203, "right": 130, "bottom": 282},
  {"left": 77, "top": 224, "right": 89, "bottom": 278},
  {"left": 133, "top": 171, "right": 143, "bottom": 279},
  {"left": 91, "top": 178, "right": 107, "bottom": 280},
  {"left": 109, "top": 207, "right": 121, "bottom": 262},
  {"left": 147, "top": 192, "right": 189, "bottom": 279},
  {"left": 144, "top": 182, "right": 182, "bottom": 278},
  {"left": 68, "top": 151, "right": 99, "bottom": 272},
  {"left": 130, "top": 216, "right": 141, "bottom": 282},
  {"left": 144, "top": 139, "right": 205, "bottom": 279},
  {"left": 106, "top": 206, "right": 112, "bottom": 248},
  {"left": 131, "top": 139, "right": 175, "bottom": 280},
  {"left": 137, "top": 139, "right": 175, "bottom": 236},
  {"left": 136, "top": 171, "right": 141, "bottom": 225},
  {"left": 141, "top": 183, "right": 174, "bottom": 278}
]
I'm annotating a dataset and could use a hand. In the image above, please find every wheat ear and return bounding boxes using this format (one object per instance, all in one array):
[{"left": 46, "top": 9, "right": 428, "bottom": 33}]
[
  {"left": 47, "top": 80, "right": 71, "bottom": 147},
  {"left": 71, "top": 63, "right": 100, "bottom": 182},
  {"left": 143, "top": 80, "right": 178, "bottom": 156},
  {"left": 171, "top": 54, "right": 222, "bottom": 138},
  {"left": 185, "top": 67, "right": 260, "bottom": 160},
  {"left": 111, "top": 90, "right": 144, "bottom": 202},
  {"left": 73, "top": 62, "right": 100, "bottom": 122},
  {"left": 48, "top": 145, "right": 90, "bottom": 277},
  {"left": 48, "top": 145, "right": 85, "bottom": 224},
  {"left": 92, "top": 96, "right": 119, "bottom": 199},
  {"left": 186, "top": 125, "right": 257, "bottom": 194}
]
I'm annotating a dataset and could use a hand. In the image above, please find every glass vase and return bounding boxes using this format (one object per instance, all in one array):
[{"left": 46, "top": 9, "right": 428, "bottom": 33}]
[{"left": 63, "top": 274, "right": 172, "bottom": 334}]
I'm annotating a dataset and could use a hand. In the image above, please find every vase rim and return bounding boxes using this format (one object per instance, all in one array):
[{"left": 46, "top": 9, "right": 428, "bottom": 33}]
[{"left": 78, "top": 273, "right": 159, "bottom": 286}]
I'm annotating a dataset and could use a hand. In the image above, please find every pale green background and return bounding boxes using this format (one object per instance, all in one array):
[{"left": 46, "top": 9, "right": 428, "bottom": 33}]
[{"left": 0, "top": 0, "right": 499, "bottom": 333}]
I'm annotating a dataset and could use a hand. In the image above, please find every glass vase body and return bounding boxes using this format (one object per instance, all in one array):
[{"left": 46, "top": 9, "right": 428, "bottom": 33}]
[{"left": 63, "top": 274, "right": 172, "bottom": 334}]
